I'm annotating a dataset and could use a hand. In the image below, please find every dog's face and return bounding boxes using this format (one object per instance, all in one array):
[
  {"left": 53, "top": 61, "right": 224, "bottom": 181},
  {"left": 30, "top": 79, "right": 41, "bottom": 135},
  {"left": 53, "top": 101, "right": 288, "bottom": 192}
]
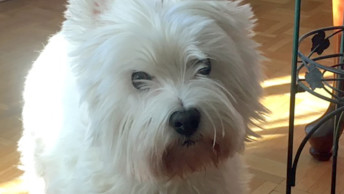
[{"left": 63, "top": 0, "right": 263, "bottom": 181}]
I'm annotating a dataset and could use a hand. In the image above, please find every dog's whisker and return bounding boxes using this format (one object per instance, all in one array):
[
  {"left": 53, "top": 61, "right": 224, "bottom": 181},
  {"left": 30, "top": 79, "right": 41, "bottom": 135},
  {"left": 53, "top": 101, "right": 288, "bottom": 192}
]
[
  {"left": 201, "top": 108, "right": 217, "bottom": 147},
  {"left": 209, "top": 103, "right": 225, "bottom": 139},
  {"left": 213, "top": 81, "right": 236, "bottom": 103}
]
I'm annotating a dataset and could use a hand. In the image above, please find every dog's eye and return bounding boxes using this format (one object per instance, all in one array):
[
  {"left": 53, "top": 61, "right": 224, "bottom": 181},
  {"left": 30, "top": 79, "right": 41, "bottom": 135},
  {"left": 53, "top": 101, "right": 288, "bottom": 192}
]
[
  {"left": 132, "top": 71, "right": 152, "bottom": 90},
  {"left": 197, "top": 58, "right": 211, "bottom": 76}
]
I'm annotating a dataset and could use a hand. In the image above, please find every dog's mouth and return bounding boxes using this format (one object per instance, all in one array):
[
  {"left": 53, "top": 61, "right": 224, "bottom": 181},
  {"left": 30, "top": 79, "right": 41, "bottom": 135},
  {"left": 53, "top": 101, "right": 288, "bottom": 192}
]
[
  {"left": 155, "top": 138, "right": 229, "bottom": 178},
  {"left": 182, "top": 139, "right": 220, "bottom": 153},
  {"left": 182, "top": 139, "right": 195, "bottom": 147}
]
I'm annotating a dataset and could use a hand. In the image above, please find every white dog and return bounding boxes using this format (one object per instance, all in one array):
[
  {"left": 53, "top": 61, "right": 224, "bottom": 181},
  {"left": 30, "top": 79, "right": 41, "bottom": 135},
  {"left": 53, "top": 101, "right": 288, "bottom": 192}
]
[{"left": 18, "top": 0, "right": 264, "bottom": 193}]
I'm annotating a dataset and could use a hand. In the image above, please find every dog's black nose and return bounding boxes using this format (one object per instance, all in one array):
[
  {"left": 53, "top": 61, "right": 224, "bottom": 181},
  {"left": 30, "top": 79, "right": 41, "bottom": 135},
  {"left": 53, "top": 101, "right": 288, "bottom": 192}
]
[{"left": 169, "top": 108, "right": 201, "bottom": 137}]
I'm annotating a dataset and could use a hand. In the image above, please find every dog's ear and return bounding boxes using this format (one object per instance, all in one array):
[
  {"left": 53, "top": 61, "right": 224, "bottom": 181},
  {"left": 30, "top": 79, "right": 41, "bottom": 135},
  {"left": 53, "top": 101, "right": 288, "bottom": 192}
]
[
  {"left": 63, "top": 0, "right": 112, "bottom": 39},
  {"left": 181, "top": 0, "right": 256, "bottom": 37},
  {"left": 65, "top": 0, "right": 111, "bottom": 20}
]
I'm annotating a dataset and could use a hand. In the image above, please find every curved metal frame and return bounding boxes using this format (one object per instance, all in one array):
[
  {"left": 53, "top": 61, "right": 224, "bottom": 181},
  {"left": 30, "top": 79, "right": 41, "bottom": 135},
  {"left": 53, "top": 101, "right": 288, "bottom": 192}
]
[{"left": 287, "top": 1, "right": 343, "bottom": 193}]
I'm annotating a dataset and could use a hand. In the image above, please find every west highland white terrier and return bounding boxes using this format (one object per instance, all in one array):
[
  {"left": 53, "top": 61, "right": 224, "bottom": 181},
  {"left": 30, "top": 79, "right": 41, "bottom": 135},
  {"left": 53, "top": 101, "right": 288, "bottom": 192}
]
[{"left": 19, "top": 0, "right": 265, "bottom": 193}]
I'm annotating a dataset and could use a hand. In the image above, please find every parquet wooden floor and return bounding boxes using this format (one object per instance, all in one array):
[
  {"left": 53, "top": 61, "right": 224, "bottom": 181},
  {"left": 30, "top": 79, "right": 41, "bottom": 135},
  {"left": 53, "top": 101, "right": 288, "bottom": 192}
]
[{"left": 0, "top": 0, "right": 343, "bottom": 193}]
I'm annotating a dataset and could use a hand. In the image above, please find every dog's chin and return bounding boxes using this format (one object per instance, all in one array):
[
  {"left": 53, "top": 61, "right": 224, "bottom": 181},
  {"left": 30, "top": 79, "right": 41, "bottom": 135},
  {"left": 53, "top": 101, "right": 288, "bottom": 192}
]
[{"left": 154, "top": 138, "right": 231, "bottom": 178}]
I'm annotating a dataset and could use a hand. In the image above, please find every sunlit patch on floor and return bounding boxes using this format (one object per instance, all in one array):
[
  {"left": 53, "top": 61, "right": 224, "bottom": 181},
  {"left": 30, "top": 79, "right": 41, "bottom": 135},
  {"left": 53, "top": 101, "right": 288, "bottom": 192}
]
[{"left": 253, "top": 75, "right": 331, "bottom": 134}]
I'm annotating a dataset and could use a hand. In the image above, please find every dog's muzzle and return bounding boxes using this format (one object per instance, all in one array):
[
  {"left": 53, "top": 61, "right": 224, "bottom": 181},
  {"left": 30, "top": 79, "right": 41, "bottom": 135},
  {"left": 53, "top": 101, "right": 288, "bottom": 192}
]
[{"left": 169, "top": 108, "right": 200, "bottom": 137}]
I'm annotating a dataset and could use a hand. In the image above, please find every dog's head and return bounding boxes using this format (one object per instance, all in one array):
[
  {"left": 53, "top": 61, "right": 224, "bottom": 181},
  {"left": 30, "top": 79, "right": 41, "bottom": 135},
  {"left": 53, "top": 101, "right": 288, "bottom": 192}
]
[{"left": 63, "top": 0, "right": 264, "bottom": 181}]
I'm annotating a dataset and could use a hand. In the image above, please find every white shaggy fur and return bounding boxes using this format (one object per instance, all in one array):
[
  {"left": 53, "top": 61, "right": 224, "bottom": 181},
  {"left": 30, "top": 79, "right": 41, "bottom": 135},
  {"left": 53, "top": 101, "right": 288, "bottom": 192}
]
[{"left": 18, "top": 0, "right": 264, "bottom": 193}]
